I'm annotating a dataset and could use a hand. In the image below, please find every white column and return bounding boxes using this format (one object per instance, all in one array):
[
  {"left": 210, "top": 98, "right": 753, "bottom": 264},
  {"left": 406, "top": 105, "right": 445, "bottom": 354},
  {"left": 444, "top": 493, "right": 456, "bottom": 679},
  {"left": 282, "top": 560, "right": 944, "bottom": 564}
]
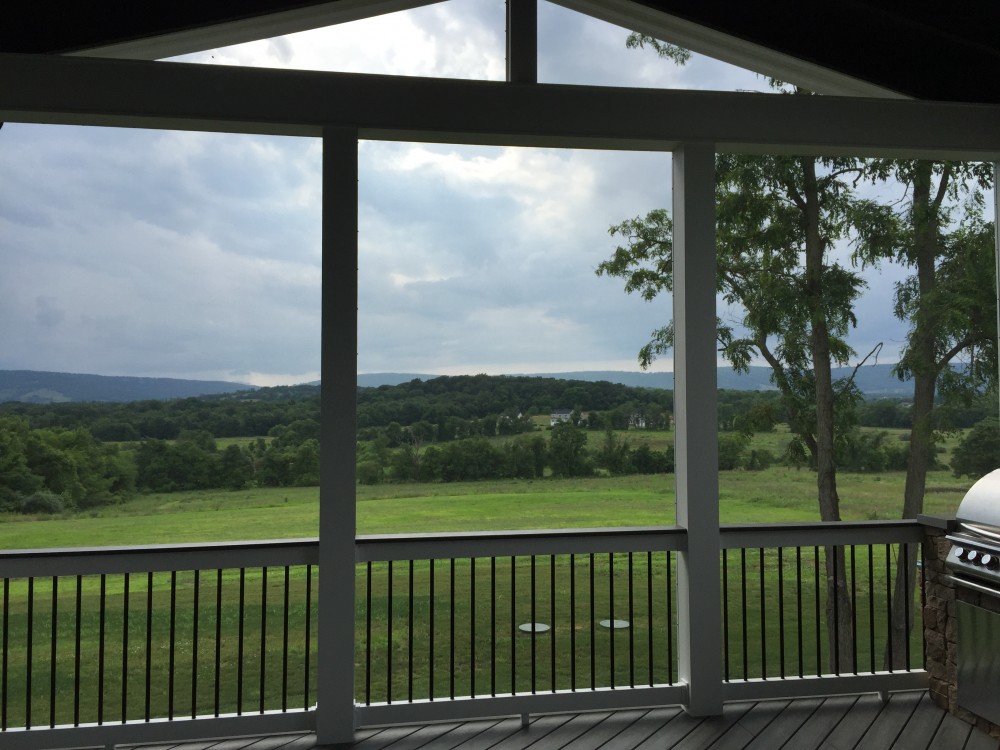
[
  {"left": 316, "top": 127, "right": 359, "bottom": 744},
  {"left": 506, "top": 0, "right": 537, "bottom": 84},
  {"left": 672, "top": 143, "right": 723, "bottom": 716}
]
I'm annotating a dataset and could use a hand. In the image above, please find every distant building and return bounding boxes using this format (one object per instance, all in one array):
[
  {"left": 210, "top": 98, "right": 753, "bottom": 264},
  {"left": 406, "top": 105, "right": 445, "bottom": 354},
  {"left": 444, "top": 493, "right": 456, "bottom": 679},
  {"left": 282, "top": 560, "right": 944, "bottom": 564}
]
[{"left": 550, "top": 409, "right": 587, "bottom": 427}]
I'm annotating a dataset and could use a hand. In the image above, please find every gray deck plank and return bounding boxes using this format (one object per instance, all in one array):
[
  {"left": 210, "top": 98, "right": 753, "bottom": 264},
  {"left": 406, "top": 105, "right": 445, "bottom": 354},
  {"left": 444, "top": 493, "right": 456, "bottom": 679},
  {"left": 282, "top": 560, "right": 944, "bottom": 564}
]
[
  {"left": 963, "top": 725, "right": 1000, "bottom": 750},
  {"left": 822, "top": 693, "right": 884, "bottom": 749},
  {"left": 413, "top": 719, "right": 505, "bottom": 750},
  {"left": 513, "top": 711, "right": 611, "bottom": 749},
  {"left": 706, "top": 701, "right": 790, "bottom": 750},
  {"left": 630, "top": 709, "right": 709, "bottom": 749},
  {"left": 779, "top": 695, "right": 858, "bottom": 750},
  {"left": 379, "top": 722, "right": 464, "bottom": 750},
  {"left": 854, "top": 691, "right": 923, "bottom": 750},
  {"left": 444, "top": 715, "right": 554, "bottom": 750},
  {"left": 670, "top": 702, "right": 756, "bottom": 750},
  {"left": 599, "top": 707, "right": 684, "bottom": 750},
  {"left": 464, "top": 712, "right": 573, "bottom": 750},
  {"left": 889, "top": 693, "right": 945, "bottom": 750},
  {"left": 742, "top": 698, "right": 823, "bottom": 750},
  {"left": 94, "top": 691, "right": 1000, "bottom": 750},
  {"left": 929, "top": 712, "right": 974, "bottom": 750},
  {"left": 352, "top": 723, "right": 426, "bottom": 750},
  {"left": 558, "top": 709, "right": 650, "bottom": 750}
]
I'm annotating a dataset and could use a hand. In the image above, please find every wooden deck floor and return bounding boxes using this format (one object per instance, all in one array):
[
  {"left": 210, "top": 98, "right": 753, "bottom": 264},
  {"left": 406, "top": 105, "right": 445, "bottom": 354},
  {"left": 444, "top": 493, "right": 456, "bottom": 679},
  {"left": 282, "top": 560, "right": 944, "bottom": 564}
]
[{"left": 124, "top": 692, "right": 997, "bottom": 750}]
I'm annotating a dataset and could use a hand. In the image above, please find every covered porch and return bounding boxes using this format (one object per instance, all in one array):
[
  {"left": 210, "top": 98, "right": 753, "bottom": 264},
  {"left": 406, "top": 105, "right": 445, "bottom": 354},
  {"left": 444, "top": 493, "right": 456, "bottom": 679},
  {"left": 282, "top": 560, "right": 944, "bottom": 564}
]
[{"left": 4, "top": 2, "right": 1000, "bottom": 749}]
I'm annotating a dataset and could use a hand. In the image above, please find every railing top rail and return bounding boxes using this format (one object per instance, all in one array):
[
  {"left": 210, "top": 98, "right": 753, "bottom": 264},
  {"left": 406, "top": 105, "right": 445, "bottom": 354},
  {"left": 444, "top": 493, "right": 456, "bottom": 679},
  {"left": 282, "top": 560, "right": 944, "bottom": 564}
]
[
  {"left": 720, "top": 519, "right": 924, "bottom": 549},
  {"left": 355, "top": 525, "right": 687, "bottom": 562},
  {"left": 0, "top": 537, "right": 319, "bottom": 578}
]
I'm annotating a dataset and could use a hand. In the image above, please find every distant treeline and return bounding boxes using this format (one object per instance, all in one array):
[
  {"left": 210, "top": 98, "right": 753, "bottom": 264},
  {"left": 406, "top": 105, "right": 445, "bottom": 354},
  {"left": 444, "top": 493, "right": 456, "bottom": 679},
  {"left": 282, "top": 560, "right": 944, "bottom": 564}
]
[{"left": 1, "top": 374, "right": 996, "bottom": 512}]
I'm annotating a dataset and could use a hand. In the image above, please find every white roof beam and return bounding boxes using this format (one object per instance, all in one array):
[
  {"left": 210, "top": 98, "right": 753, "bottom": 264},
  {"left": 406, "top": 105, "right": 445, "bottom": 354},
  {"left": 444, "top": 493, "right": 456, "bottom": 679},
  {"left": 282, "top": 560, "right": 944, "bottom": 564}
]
[{"left": 2, "top": 53, "right": 998, "bottom": 159}]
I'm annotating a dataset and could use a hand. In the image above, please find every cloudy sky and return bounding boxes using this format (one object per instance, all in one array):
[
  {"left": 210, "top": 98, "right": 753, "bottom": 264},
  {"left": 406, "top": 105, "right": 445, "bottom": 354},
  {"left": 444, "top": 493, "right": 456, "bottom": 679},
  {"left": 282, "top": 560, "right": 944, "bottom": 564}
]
[{"left": 0, "top": 0, "right": 961, "bottom": 386}]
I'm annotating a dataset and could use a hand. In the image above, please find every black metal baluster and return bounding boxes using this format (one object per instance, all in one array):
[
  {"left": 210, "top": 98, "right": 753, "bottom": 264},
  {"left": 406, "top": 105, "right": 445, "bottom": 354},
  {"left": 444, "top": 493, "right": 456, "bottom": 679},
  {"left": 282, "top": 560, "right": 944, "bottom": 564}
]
[
  {"left": 193, "top": 570, "right": 200, "bottom": 718},
  {"left": 570, "top": 553, "right": 576, "bottom": 690},
  {"left": 304, "top": 565, "right": 312, "bottom": 709},
  {"left": 387, "top": 560, "right": 393, "bottom": 704},
  {"left": 168, "top": 571, "right": 175, "bottom": 720},
  {"left": 122, "top": 573, "right": 130, "bottom": 723},
  {"left": 646, "top": 551, "right": 653, "bottom": 686},
  {"left": 550, "top": 554, "right": 556, "bottom": 693},
  {"left": 282, "top": 566, "right": 290, "bottom": 711},
  {"left": 628, "top": 552, "right": 635, "bottom": 688},
  {"left": 850, "top": 545, "right": 858, "bottom": 675},
  {"left": 215, "top": 569, "right": 222, "bottom": 717},
  {"left": 145, "top": 572, "right": 153, "bottom": 722},
  {"left": 49, "top": 576, "right": 57, "bottom": 728},
  {"left": 490, "top": 558, "right": 495, "bottom": 697},
  {"left": 365, "top": 562, "right": 372, "bottom": 705},
  {"left": 740, "top": 549, "right": 748, "bottom": 680},
  {"left": 99, "top": 573, "right": 107, "bottom": 723},
  {"left": 470, "top": 557, "right": 476, "bottom": 698},
  {"left": 868, "top": 545, "right": 875, "bottom": 674},
  {"left": 260, "top": 566, "right": 267, "bottom": 713},
  {"left": 449, "top": 559, "right": 456, "bottom": 700},
  {"left": 429, "top": 559, "right": 435, "bottom": 700},
  {"left": 237, "top": 568, "right": 245, "bottom": 714},
  {"left": 778, "top": 547, "right": 785, "bottom": 679},
  {"left": 813, "top": 547, "right": 821, "bottom": 676},
  {"left": 759, "top": 548, "right": 767, "bottom": 680},
  {"left": 26, "top": 577, "right": 33, "bottom": 729},
  {"left": 530, "top": 555, "right": 536, "bottom": 694},
  {"left": 796, "top": 548, "right": 803, "bottom": 678},
  {"left": 904, "top": 543, "right": 912, "bottom": 671},
  {"left": 409, "top": 560, "right": 415, "bottom": 702},
  {"left": 832, "top": 547, "right": 840, "bottom": 676},
  {"left": 885, "top": 544, "right": 893, "bottom": 671},
  {"left": 609, "top": 552, "right": 615, "bottom": 689},
  {"left": 73, "top": 576, "right": 82, "bottom": 725},
  {"left": 510, "top": 556, "right": 516, "bottom": 695},
  {"left": 589, "top": 553, "right": 595, "bottom": 690},
  {"left": 2, "top": 578, "right": 8, "bottom": 731},
  {"left": 722, "top": 549, "right": 730, "bottom": 681},
  {"left": 666, "top": 550, "right": 673, "bottom": 685}
]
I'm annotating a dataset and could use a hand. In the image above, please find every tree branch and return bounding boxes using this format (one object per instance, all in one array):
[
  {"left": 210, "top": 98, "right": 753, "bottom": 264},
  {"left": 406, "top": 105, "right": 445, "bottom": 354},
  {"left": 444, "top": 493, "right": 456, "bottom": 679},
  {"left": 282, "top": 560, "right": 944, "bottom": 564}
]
[{"left": 837, "top": 342, "right": 883, "bottom": 397}]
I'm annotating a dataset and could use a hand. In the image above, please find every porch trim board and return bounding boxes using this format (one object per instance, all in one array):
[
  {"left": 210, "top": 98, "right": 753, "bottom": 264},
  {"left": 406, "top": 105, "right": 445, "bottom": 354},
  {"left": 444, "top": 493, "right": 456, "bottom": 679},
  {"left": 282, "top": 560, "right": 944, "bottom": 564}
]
[{"left": 0, "top": 708, "right": 314, "bottom": 750}]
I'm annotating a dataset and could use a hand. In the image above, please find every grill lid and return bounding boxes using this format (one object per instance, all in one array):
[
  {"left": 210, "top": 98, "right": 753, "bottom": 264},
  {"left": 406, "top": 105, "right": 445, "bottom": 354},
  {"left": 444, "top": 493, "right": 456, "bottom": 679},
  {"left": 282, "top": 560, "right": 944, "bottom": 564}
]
[{"left": 957, "top": 468, "right": 1000, "bottom": 536}]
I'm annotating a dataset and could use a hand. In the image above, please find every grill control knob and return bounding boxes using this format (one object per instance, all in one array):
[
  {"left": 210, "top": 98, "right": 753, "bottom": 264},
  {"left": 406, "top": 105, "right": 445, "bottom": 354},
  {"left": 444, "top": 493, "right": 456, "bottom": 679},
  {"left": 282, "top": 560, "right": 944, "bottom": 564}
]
[
  {"left": 968, "top": 550, "right": 980, "bottom": 563},
  {"left": 983, "top": 554, "right": 999, "bottom": 570},
  {"left": 954, "top": 546, "right": 966, "bottom": 560}
]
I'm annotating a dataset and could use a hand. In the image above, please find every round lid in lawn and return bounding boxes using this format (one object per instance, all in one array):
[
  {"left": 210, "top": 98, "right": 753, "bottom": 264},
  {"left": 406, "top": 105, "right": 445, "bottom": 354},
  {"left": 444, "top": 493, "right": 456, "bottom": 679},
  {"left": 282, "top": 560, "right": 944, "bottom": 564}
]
[
  {"left": 599, "top": 619, "right": 630, "bottom": 629},
  {"left": 518, "top": 622, "right": 551, "bottom": 634}
]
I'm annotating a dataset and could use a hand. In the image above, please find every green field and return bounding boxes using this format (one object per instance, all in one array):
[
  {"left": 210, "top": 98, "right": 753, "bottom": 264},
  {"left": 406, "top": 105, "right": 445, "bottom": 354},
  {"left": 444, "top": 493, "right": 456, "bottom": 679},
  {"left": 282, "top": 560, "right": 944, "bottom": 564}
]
[{"left": 0, "top": 433, "right": 969, "bottom": 727}]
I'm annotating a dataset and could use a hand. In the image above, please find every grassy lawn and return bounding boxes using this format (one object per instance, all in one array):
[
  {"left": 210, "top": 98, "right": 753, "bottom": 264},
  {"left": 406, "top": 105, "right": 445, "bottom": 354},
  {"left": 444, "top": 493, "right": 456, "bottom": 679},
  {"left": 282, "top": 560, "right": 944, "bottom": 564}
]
[{"left": 0, "top": 440, "right": 968, "bottom": 727}]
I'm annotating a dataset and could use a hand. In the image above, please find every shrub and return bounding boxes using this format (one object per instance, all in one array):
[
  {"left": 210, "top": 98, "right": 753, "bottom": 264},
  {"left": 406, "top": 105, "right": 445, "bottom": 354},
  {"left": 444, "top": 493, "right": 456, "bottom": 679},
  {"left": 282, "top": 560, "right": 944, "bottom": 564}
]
[
  {"left": 20, "top": 490, "right": 65, "bottom": 515},
  {"left": 952, "top": 418, "right": 1000, "bottom": 479}
]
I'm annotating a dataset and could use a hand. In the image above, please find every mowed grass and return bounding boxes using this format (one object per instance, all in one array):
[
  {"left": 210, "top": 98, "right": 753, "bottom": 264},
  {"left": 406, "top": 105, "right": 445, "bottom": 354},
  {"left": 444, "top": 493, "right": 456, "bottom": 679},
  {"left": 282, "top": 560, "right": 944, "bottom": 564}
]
[{"left": 0, "top": 439, "right": 953, "bottom": 725}]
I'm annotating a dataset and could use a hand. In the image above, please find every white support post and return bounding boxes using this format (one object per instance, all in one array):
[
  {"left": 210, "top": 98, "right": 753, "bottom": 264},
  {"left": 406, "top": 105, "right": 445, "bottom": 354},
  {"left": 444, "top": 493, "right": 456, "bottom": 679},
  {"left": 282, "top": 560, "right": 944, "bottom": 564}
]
[
  {"left": 316, "top": 127, "right": 359, "bottom": 745},
  {"left": 506, "top": 0, "right": 537, "bottom": 84},
  {"left": 672, "top": 143, "right": 723, "bottom": 716}
]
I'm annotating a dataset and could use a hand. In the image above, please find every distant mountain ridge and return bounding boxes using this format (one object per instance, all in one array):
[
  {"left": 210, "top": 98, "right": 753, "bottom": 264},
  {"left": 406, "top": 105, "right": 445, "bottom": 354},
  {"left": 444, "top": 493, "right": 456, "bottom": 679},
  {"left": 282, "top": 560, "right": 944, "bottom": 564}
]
[
  {"left": 1, "top": 363, "right": 914, "bottom": 405},
  {"left": 0, "top": 370, "right": 252, "bottom": 404}
]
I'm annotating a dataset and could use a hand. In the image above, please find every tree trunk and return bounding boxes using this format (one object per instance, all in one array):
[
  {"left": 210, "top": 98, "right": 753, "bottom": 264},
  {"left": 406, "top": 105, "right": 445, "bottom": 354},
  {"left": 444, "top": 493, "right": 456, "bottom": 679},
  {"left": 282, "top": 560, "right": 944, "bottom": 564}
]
[
  {"left": 802, "top": 158, "right": 855, "bottom": 672},
  {"left": 887, "top": 161, "right": 940, "bottom": 668}
]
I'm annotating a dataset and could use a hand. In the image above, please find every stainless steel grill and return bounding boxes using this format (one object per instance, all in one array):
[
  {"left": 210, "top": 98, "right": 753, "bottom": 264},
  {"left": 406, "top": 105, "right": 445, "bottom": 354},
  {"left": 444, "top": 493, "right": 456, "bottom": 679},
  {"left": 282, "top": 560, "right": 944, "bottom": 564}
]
[{"left": 946, "top": 468, "right": 1000, "bottom": 725}]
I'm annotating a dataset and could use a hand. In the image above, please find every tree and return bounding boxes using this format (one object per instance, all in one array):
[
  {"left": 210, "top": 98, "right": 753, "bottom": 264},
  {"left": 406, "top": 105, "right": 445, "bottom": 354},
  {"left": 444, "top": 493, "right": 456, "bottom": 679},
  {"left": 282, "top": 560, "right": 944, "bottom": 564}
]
[
  {"left": 854, "top": 160, "right": 996, "bottom": 666},
  {"left": 951, "top": 418, "right": 1000, "bottom": 480},
  {"left": 598, "top": 67, "right": 872, "bottom": 668},
  {"left": 548, "top": 421, "right": 591, "bottom": 477}
]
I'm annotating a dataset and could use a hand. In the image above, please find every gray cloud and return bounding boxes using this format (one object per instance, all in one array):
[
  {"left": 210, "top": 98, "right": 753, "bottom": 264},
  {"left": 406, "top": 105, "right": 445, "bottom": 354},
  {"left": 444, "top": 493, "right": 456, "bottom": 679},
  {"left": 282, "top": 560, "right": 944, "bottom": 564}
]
[{"left": 0, "top": 3, "right": 916, "bottom": 385}]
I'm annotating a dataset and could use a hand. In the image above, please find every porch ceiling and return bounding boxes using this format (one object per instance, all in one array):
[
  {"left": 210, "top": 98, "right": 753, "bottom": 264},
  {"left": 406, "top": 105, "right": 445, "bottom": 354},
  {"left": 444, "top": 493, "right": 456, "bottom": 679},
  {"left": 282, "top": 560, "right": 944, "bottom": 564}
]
[{"left": 3, "top": 1, "right": 1000, "bottom": 104}]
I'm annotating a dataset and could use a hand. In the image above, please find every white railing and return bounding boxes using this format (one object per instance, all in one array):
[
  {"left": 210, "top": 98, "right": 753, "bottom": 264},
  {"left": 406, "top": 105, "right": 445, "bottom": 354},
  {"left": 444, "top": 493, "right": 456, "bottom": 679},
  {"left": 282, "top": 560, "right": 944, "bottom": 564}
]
[{"left": 0, "top": 520, "right": 928, "bottom": 748}]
